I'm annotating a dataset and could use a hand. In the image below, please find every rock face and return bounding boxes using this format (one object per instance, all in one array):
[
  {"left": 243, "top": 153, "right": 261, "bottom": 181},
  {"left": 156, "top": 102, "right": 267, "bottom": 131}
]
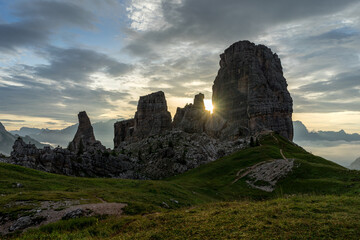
[
  {"left": 173, "top": 93, "right": 210, "bottom": 133},
  {"left": 133, "top": 91, "right": 172, "bottom": 138},
  {"left": 114, "top": 119, "right": 135, "bottom": 148},
  {"left": 212, "top": 40, "right": 293, "bottom": 140}
]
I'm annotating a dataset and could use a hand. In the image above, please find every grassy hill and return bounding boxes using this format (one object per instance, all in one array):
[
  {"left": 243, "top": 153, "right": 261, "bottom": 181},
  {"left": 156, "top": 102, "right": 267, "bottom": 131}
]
[{"left": 1, "top": 134, "right": 360, "bottom": 239}]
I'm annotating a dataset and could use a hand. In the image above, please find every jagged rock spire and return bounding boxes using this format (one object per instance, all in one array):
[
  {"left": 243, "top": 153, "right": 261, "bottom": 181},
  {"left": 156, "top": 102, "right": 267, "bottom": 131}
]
[{"left": 68, "top": 111, "right": 97, "bottom": 153}]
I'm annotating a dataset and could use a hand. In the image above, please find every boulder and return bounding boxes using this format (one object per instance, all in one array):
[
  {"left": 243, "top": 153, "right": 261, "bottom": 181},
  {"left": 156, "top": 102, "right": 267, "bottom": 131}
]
[{"left": 212, "top": 40, "right": 293, "bottom": 140}]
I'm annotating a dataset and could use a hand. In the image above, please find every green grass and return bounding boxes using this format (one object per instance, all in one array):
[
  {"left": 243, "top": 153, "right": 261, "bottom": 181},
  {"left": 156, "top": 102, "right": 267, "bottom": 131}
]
[
  {"left": 1, "top": 134, "right": 360, "bottom": 239},
  {"left": 10, "top": 195, "right": 360, "bottom": 240}
]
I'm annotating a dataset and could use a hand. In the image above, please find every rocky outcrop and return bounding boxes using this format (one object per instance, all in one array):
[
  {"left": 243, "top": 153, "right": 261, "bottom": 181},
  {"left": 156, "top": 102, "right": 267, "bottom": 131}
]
[
  {"left": 212, "top": 40, "right": 293, "bottom": 140},
  {"left": 133, "top": 91, "right": 172, "bottom": 138},
  {"left": 114, "top": 119, "right": 135, "bottom": 148},
  {"left": 8, "top": 113, "right": 137, "bottom": 178},
  {"left": 68, "top": 111, "right": 102, "bottom": 154},
  {"left": 173, "top": 93, "right": 210, "bottom": 133},
  {"left": 9, "top": 137, "right": 137, "bottom": 178},
  {"left": 116, "top": 130, "right": 246, "bottom": 179}
]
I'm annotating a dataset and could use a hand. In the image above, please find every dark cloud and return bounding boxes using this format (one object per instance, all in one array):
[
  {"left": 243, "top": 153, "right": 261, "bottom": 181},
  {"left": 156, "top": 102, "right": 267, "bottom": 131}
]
[
  {"left": 0, "top": 1, "right": 96, "bottom": 52},
  {"left": 0, "top": 119, "right": 25, "bottom": 123},
  {"left": 0, "top": 21, "right": 49, "bottom": 52},
  {"left": 34, "top": 47, "right": 133, "bottom": 83},
  {"left": 0, "top": 83, "right": 130, "bottom": 122},
  {"left": 126, "top": 0, "right": 359, "bottom": 56},
  {"left": 298, "top": 70, "right": 360, "bottom": 93},
  {"left": 128, "top": 101, "right": 138, "bottom": 106},
  {"left": 14, "top": 1, "right": 95, "bottom": 28},
  {"left": 313, "top": 27, "right": 360, "bottom": 41}
]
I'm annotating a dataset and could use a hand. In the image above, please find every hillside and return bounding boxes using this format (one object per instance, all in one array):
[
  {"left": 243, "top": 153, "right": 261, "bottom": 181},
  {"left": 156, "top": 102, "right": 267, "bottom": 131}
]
[
  {"left": 0, "top": 123, "right": 47, "bottom": 156},
  {"left": 1, "top": 134, "right": 360, "bottom": 238}
]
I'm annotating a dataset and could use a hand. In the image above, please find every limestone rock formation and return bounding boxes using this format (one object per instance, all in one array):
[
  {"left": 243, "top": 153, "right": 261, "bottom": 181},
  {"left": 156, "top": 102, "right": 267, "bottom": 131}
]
[
  {"left": 68, "top": 111, "right": 103, "bottom": 153},
  {"left": 114, "top": 119, "right": 135, "bottom": 148},
  {"left": 7, "top": 40, "right": 295, "bottom": 180},
  {"left": 212, "top": 40, "right": 293, "bottom": 140},
  {"left": 173, "top": 93, "right": 210, "bottom": 133},
  {"left": 9, "top": 137, "right": 137, "bottom": 178},
  {"left": 133, "top": 91, "right": 172, "bottom": 138}
]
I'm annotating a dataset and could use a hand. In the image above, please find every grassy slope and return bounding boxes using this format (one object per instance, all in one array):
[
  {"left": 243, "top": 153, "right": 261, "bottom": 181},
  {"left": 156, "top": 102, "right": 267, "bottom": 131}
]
[
  {"left": 1, "top": 134, "right": 360, "bottom": 239},
  {"left": 21, "top": 196, "right": 360, "bottom": 240}
]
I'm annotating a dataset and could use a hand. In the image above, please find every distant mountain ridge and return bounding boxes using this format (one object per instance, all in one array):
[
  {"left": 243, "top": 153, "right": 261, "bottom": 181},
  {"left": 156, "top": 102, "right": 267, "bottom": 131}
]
[
  {"left": 293, "top": 121, "right": 360, "bottom": 142},
  {"left": 349, "top": 157, "right": 360, "bottom": 170},
  {"left": 10, "top": 119, "right": 122, "bottom": 148},
  {"left": 0, "top": 122, "right": 47, "bottom": 156}
]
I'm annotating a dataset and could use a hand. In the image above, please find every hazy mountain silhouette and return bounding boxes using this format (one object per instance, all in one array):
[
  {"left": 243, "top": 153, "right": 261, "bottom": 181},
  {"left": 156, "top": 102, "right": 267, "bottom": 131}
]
[
  {"left": 10, "top": 119, "right": 122, "bottom": 148},
  {"left": 349, "top": 157, "right": 360, "bottom": 170},
  {"left": 293, "top": 121, "right": 360, "bottom": 142},
  {"left": 0, "top": 122, "right": 47, "bottom": 156}
]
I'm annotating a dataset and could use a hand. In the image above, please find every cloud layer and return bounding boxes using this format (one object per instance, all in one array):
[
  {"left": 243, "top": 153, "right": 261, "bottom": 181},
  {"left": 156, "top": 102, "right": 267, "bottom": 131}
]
[{"left": 0, "top": 0, "right": 360, "bottom": 132}]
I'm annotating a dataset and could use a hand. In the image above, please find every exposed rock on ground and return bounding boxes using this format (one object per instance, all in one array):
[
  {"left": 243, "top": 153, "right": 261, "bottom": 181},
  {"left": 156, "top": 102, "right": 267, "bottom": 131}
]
[
  {"left": 232, "top": 149, "right": 295, "bottom": 192},
  {"left": 212, "top": 40, "right": 293, "bottom": 140},
  {"left": 245, "top": 159, "right": 294, "bottom": 192},
  {"left": 0, "top": 200, "right": 126, "bottom": 235}
]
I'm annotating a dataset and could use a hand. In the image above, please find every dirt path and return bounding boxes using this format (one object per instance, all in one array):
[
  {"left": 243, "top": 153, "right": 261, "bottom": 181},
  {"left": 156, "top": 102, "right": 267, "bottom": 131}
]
[{"left": 0, "top": 199, "right": 127, "bottom": 235}]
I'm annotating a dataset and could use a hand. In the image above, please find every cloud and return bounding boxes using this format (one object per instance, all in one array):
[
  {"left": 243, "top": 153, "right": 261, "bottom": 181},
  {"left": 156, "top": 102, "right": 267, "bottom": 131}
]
[
  {"left": 0, "top": 0, "right": 96, "bottom": 52},
  {"left": 125, "top": 0, "right": 359, "bottom": 56},
  {"left": 34, "top": 47, "right": 133, "bottom": 83},
  {"left": 0, "top": 119, "right": 25, "bottom": 123},
  {"left": 0, "top": 83, "right": 130, "bottom": 123},
  {"left": 14, "top": 1, "right": 96, "bottom": 29}
]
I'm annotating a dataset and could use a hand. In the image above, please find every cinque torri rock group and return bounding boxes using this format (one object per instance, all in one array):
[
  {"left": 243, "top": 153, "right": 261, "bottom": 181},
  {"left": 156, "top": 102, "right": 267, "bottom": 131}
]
[{"left": 5, "top": 41, "right": 293, "bottom": 179}]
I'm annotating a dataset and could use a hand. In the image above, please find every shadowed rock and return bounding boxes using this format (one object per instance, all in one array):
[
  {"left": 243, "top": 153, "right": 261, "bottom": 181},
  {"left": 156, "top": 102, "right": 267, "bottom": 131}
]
[
  {"left": 114, "top": 119, "right": 135, "bottom": 148},
  {"left": 173, "top": 93, "right": 210, "bottom": 133},
  {"left": 133, "top": 91, "right": 172, "bottom": 138},
  {"left": 68, "top": 111, "right": 97, "bottom": 153},
  {"left": 212, "top": 40, "right": 293, "bottom": 140},
  {"left": 0, "top": 122, "right": 5, "bottom": 132}
]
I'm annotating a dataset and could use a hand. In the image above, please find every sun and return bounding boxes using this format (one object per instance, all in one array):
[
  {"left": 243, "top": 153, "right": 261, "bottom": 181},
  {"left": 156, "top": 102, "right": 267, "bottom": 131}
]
[{"left": 204, "top": 99, "right": 214, "bottom": 114}]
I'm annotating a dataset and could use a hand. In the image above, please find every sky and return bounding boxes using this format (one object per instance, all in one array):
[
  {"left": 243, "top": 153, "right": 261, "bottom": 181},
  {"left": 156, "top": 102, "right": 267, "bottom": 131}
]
[{"left": 0, "top": 0, "right": 360, "bottom": 133}]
